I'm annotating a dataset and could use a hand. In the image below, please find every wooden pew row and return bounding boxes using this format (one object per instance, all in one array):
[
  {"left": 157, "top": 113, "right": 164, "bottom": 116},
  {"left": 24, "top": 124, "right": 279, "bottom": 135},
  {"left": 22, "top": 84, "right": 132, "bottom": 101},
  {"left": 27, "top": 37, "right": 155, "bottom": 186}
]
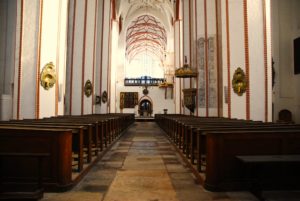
[
  {"left": 192, "top": 124, "right": 300, "bottom": 171},
  {"left": 46, "top": 114, "right": 134, "bottom": 148},
  {"left": 177, "top": 119, "right": 262, "bottom": 152},
  {"left": 155, "top": 114, "right": 300, "bottom": 193},
  {"left": 23, "top": 114, "right": 134, "bottom": 162},
  {"left": 7, "top": 120, "right": 96, "bottom": 162},
  {"left": 0, "top": 127, "right": 74, "bottom": 192},
  {"left": 41, "top": 117, "right": 106, "bottom": 152},
  {"left": 156, "top": 114, "right": 256, "bottom": 149},
  {"left": 204, "top": 129, "right": 300, "bottom": 191},
  {"left": 0, "top": 113, "right": 134, "bottom": 195},
  {"left": 0, "top": 123, "right": 87, "bottom": 172}
]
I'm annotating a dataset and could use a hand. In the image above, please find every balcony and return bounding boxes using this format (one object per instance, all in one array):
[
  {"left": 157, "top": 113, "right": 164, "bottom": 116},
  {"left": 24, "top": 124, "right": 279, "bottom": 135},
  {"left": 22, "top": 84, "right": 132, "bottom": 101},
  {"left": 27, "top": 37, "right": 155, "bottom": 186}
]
[{"left": 124, "top": 76, "right": 166, "bottom": 86}]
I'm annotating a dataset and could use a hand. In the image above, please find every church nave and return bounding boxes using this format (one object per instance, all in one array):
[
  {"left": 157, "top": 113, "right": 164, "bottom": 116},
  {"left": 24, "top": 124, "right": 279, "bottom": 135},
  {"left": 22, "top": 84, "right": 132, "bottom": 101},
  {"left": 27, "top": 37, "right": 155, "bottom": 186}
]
[{"left": 41, "top": 122, "right": 258, "bottom": 201}]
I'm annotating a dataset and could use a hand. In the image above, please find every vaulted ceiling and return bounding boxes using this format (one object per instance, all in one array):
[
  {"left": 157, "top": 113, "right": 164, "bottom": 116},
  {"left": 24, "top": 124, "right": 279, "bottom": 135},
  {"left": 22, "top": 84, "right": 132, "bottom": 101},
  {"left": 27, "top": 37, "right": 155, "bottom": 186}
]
[
  {"left": 126, "top": 15, "right": 167, "bottom": 62},
  {"left": 117, "top": 0, "right": 175, "bottom": 63}
]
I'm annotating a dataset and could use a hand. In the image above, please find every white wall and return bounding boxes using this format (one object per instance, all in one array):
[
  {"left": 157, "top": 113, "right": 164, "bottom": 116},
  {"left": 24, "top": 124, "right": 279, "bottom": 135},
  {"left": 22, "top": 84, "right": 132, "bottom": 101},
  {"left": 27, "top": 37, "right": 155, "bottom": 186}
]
[
  {"left": 272, "top": 0, "right": 300, "bottom": 123},
  {"left": 219, "top": 0, "right": 272, "bottom": 121},
  {"left": 0, "top": 0, "right": 69, "bottom": 120},
  {"left": 0, "top": 0, "right": 16, "bottom": 120},
  {"left": 16, "top": 0, "right": 40, "bottom": 119},
  {"left": 39, "top": 0, "right": 68, "bottom": 118},
  {"left": 66, "top": 0, "right": 103, "bottom": 115}
]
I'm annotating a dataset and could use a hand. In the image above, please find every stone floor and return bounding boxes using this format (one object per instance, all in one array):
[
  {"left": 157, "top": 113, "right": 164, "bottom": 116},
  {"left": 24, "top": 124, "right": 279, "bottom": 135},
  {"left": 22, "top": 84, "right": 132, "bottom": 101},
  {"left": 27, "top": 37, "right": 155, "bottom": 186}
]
[{"left": 41, "top": 122, "right": 300, "bottom": 201}]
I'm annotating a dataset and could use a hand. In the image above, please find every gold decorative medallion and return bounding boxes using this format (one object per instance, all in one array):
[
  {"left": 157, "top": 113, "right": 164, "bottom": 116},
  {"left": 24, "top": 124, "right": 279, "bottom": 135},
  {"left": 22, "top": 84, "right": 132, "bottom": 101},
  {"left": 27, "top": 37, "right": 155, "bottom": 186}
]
[
  {"left": 84, "top": 80, "right": 93, "bottom": 97},
  {"left": 102, "top": 91, "right": 108, "bottom": 103},
  {"left": 40, "top": 62, "right": 57, "bottom": 90},
  {"left": 232, "top": 67, "right": 247, "bottom": 96}
]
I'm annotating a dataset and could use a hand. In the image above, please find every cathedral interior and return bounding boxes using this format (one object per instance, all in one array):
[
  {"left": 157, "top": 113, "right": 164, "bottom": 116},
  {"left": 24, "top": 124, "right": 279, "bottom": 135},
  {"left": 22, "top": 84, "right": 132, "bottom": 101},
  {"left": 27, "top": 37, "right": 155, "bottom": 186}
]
[{"left": 0, "top": 0, "right": 300, "bottom": 200}]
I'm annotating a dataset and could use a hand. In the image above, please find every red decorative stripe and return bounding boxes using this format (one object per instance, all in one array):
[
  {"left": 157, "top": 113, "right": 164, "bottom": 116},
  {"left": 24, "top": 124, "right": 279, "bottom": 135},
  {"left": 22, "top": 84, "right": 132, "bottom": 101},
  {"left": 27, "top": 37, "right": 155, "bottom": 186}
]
[
  {"left": 107, "top": 0, "right": 112, "bottom": 113},
  {"left": 12, "top": 1, "right": 18, "bottom": 117},
  {"left": 182, "top": 0, "right": 184, "bottom": 115},
  {"left": 243, "top": 0, "right": 250, "bottom": 120},
  {"left": 69, "top": 0, "right": 77, "bottom": 115},
  {"left": 17, "top": 0, "right": 24, "bottom": 120},
  {"left": 176, "top": 0, "right": 180, "bottom": 20},
  {"left": 262, "top": 0, "right": 268, "bottom": 122},
  {"left": 204, "top": 0, "right": 209, "bottom": 117},
  {"left": 99, "top": 0, "right": 105, "bottom": 111},
  {"left": 189, "top": 0, "right": 192, "bottom": 94},
  {"left": 81, "top": 0, "right": 88, "bottom": 115},
  {"left": 111, "top": 0, "right": 116, "bottom": 20},
  {"left": 195, "top": 0, "right": 199, "bottom": 116},
  {"left": 225, "top": 0, "right": 231, "bottom": 118},
  {"left": 3, "top": 3, "right": 8, "bottom": 92},
  {"left": 92, "top": 0, "right": 98, "bottom": 114},
  {"left": 173, "top": 20, "right": 179, "bottom": 113},
  {"left": 35, "top": 0, "right": 43, "bottom": 119},
  {"left": 55, "top": 0, "right": 65, "bottom": 116},
  {"left": 215, "top": 0, "right": 221, "bottom": 117},
  {"left": 179, "top": 20, "right": 182, "bottom": 114}
]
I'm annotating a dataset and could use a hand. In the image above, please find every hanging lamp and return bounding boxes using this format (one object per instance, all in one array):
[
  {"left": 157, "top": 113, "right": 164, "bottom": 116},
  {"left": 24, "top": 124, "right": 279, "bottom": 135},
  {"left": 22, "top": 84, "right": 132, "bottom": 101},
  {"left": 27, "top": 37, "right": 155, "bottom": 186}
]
[{"left": 175, "top": 56, "right": 197, "bottom": 78}]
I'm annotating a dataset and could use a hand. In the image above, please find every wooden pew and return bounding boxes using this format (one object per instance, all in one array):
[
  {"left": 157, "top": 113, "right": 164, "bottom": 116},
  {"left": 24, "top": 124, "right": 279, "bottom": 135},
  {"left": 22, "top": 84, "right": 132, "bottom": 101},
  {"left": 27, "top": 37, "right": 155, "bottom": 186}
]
[
  {"left": 0, "top": 126, "right": 73, "bottom": 191},
  {"left": 0, "top": 152, "right": 49, "bottom": 200},
  {"left": 0, "top": 113, "right": 134, "bottom": 193},
  {"left": 193, "top": 124, "right": 300, "bottom": 172},
  {"left": 204, "top": 129, "right": 300, "bottom": 191},
  {"left": 0, "top": 123, "right": 85, "bottom": 172},
  {"left": 155, "top": 114, "right": 300, "bottom": 193},
  {"left": 39, "top": 118, "right": 102, "bottom": 154},
  {"left": 6, "top": 120, "right": 94, "bottom": 159},
  {"left": 236, "top": 154, "right": 300, "bottom": 200}
]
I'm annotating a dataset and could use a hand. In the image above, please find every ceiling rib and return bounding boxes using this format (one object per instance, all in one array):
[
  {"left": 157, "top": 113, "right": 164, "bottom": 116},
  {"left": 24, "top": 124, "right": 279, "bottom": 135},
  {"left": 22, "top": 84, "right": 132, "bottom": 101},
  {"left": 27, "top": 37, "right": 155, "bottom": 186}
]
[{"left": 126, "top": 14, "right": 167, "bottom": 63}]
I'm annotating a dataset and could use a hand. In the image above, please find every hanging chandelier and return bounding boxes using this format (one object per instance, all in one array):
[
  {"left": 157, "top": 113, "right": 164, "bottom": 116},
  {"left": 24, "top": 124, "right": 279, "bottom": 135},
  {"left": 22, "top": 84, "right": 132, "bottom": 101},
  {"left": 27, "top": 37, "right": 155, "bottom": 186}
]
[{"left": 175, "top": 56, "right": 198, "bottom": 78}]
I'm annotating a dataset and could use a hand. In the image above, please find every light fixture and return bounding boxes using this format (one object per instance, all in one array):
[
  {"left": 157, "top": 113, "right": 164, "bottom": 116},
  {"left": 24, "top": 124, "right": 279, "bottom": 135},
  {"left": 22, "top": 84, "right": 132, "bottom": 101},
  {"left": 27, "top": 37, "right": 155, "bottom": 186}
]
[{"left": 175, "top": 56, "right": 198, "bottom": 78}]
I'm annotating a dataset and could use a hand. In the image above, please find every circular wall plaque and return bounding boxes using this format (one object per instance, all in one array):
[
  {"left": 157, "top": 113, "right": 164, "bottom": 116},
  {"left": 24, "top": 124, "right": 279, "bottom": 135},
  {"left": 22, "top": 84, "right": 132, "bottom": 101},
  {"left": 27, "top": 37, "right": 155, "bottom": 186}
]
[
  {"left": 143, "top": 88, "right": 149, "bottom": 95},
  {"left": 40, "top": 62, "right": 57, "bottom": 90},
  {"left": 102, "top": 91, "right": 107, "bottom": 103},
  {"left": 232, "top": 67, "right": 247, "bottom": 96},
  {"left": 84, "top": 80, "right": 93, "bottom": 97}
]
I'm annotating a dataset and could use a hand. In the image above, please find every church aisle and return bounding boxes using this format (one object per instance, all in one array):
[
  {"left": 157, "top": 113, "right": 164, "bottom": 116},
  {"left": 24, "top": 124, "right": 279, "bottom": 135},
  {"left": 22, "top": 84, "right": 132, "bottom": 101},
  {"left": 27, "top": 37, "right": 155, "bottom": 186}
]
[{"left": 42, "top": 122, "right": 258, "bottom": 201}]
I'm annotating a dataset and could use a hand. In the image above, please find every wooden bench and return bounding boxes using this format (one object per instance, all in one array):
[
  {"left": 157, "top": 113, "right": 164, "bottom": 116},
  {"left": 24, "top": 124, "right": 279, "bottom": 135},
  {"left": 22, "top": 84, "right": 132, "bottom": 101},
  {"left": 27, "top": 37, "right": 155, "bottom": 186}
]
[
  {"left": 193, "top": 124, "right": 300, "bottom": 172},
  {"left": 0, "top": 152, "right": 49, "bottom": 200},
  {"left": 0, "top": 114, "right": 134, "bottom": 193},
  {"left": 0, "top": 127, "right": 73, "bottom": 191},
  {"left": 204, "top": 130, "right": 300, "bottom": 191},
  {"left": 236, "top": 155, "right": 300, "bottom": 201},
  {"left": 0, "top": 123, "right": 86, "bottom": 172}
]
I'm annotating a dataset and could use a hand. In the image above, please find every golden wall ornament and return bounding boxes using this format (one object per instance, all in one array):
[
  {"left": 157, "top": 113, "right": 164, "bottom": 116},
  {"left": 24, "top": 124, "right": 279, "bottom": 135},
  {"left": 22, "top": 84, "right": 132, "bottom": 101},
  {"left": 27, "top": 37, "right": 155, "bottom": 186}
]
[
  {"left": 232, "top": 67, "right": 247, "bottom": 96},
  {"left": 84, "top": 80, "right": 93, "bottom": 97},
  {"left": 102, "top": 91, "right": 108, "bottom": 103},
  {"left": 40, "top": 62, "right": 57, "bottom": 90}
]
